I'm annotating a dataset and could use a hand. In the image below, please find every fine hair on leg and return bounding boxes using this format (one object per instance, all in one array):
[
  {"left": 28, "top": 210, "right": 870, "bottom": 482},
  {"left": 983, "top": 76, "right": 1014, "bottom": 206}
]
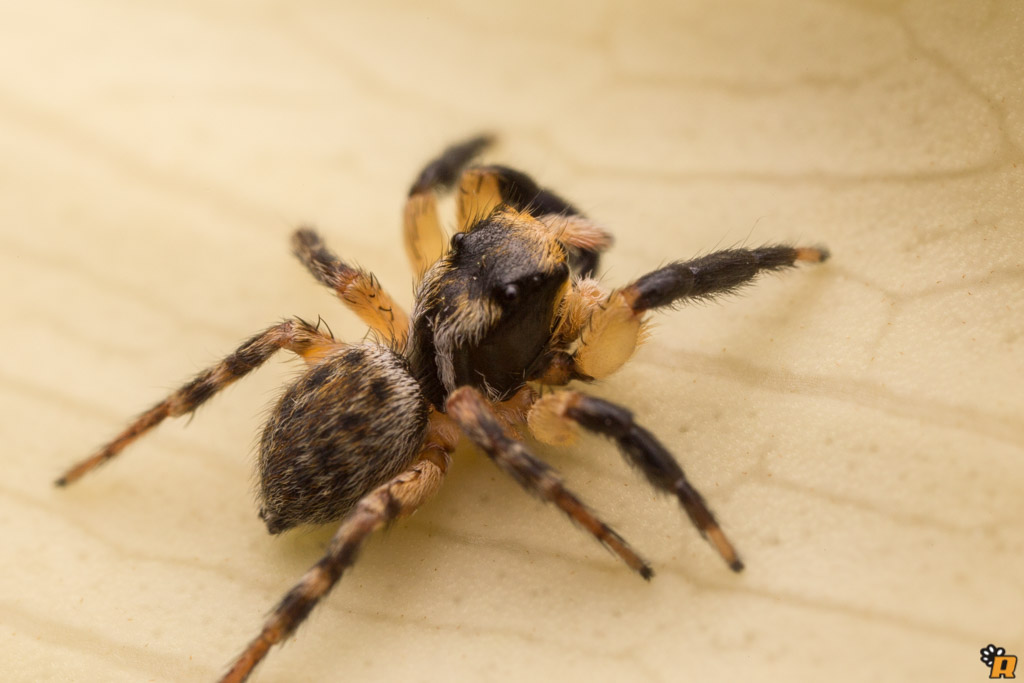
[
  {"left": 446, "top": 385, "right": 652, "bottom": 579},
  {"left": 404, "top": 135, "right": 494, "bottom": 276},
  {"left": 221, "top": 449, "right": 450, "bottom": 683},
  {"left": 529, "top": 390, "right": 743, "bottom": 571},
  {"left": 56, "top": 318, "right": 337, "bottom": 486},
  {"left": 622, "top": 245, "right": 830, "bottom": 313},
  {"left": 292, "top": 228, "right": 410, "bottom": 346},
  {"left": 570, "top": 244, "right": 829, "bottom": 381}
]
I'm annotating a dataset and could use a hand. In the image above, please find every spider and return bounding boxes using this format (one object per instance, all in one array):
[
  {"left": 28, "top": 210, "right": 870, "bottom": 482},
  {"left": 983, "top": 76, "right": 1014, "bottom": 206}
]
[{"left": 56, "top": 135, "right": 829, "bottom": 682}]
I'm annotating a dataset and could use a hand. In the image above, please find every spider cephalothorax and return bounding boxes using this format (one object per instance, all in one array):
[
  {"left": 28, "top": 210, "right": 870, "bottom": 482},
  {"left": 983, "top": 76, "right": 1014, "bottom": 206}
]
[
  {"left": 57, "top": 135, "right": 829, "bottom": 682},
  {"left": 409, "top": 207, "right": 570, "bottom": 406}
]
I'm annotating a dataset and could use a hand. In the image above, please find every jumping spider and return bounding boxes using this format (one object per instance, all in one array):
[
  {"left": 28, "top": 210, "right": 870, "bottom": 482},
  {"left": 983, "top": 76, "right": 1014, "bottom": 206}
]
[{"left": 57, "top": 135, "right": 829, "bottom": 682}]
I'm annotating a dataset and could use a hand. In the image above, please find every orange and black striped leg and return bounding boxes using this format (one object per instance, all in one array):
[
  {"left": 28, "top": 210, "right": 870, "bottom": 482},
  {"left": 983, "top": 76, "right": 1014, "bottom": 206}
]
[
  {"left": 535, "top": 213, "right": 612, "bottom": 278},
  {"left": 55, "top": 319, "right": 338, "bottom": 487},
  {"left": 454, "top": 164, "right": 610, "bottom": 277},
  {"left": 404, "top": 134, "right": 494, "bottom": 277},
  {"left": 529, "top": 391, "right": 743, "bottom": 572},
  {"left": 446, "top": 386, "right": 652, "bottom": 579},
  {"left": 621, "top": 245, "right": 830, "bottom": 313},
  {"left": 291, "top": 228, "right": 410, "bottom": 347},
  {"left": 573, "top": 244, "right": 830, "bottom": 380},
  {"left": 221, "top": 448, "right": 450, "bottom": 683}
]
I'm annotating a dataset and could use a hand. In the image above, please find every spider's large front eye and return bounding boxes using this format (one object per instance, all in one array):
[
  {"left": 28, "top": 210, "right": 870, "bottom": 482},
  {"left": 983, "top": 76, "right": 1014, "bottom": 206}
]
[{"left": 450, "top": 232, "right": 466, "bottom": 252}]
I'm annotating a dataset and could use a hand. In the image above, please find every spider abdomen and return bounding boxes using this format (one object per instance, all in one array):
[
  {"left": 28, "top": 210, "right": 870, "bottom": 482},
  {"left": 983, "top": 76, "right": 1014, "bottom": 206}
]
[{"left": 257, "top": 344, "right": 429, "bottom": 534}]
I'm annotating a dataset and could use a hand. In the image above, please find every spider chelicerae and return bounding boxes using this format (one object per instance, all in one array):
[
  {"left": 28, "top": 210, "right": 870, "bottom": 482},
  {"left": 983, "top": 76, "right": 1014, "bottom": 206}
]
[{"left": 57, "top": 135, "right": 829, "bottom": 682}]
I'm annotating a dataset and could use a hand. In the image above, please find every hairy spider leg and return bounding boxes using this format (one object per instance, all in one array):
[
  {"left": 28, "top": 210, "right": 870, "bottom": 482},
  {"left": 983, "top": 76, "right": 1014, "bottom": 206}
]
[
  {"left": 221, "top": 447, "right": 451, "bottom": 683},
  {"left": 571, "top": 245, "right": 831, "bottom": 380},
  {"left": 623, "top": 245, "right": 830, "bottom": 311},
  {"left": 454, "top": 164, "right": 612, "bottom": 278},
  {"left": 404, "top": 136, "right": 612, "bottom": 280},
  {"left": 292, "top": 228, "right": 410, "bottom": 347},
  {"left": 403, "top": 134, "right": 494, "bottom": 278},
  {"left": 529, "top": 391, "right": 743, "bottom": 572},
  {"left": 446, "top": 386, "right": 653, "bottom": 579},
  {"left": 55, "top": 319, "right": 340, "bottom": 486}
]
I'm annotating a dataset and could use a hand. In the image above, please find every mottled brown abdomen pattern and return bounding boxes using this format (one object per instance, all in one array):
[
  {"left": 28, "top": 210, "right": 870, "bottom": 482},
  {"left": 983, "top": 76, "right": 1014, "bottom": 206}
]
[{"left": 258, "top": 345, "right": 429, "bottom": 533}]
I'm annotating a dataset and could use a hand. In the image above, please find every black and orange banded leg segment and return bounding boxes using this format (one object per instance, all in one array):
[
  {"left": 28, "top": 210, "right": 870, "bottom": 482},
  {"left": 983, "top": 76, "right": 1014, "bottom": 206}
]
[
  {"left": 221, "top": 449, "right": 450, "bottom": 683},
  {"left": 446, "top": 386, "right": 652, "bottom": 579},
  {"left": 55, "top": 319, "right": 338, "bottom": 486},
  {"left": 623, "top": 245, "right": 830, "bottom": 313},
  {"left": 404, "top": 135, "right": 494, "bottom": 276},
  {"left": 455, "top": 164, "right": 611, "bottom": 277},
  {"left": 409, "top": 134, "right": 495, "bottom": 195},
  {"left": 529, "top": 391, "right": 743, "bottom": 572},
  {"left": 291, "top": 228, "right": 410, "bottom": 346},
  {"left": 570, "top": 243, "right": 829, "bottom": 381}
]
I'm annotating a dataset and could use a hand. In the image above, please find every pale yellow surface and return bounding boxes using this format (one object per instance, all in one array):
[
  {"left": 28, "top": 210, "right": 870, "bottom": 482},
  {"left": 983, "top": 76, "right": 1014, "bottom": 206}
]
[{"left": 2, "top": 1, "right": 1023, "bottom": 682}]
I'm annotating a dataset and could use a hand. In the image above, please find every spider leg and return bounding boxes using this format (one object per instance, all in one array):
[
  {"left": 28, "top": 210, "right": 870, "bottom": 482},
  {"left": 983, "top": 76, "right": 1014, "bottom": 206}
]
[
  {"left": 571, "top": 245, "right": 830, "bottom": 380},
  {"left": 622, "top": 245, "right": 830, "bottom": 312},
  {"left": 291, "top": 228, "right": 410, "bottom": 347},
  {"left": 454, "top": 164, "right": 611, "bottom": 277},
  {"left": 55, "top": 318, "right": 339, "bottom": 486},
  {"left": 529, "top": 390, "right": 743, "bottom": 572},
  {"left": 221, "top": 448, "right": 450, "bottom": 683},
  {"left": 534, "top": 213, "right": 612, "bottom": 278},
  {"left": 404, "top": 134, "right": 494, "bottom": 277},
  {"left": 446, "top": 386, "right": 652, "bottom": 579}
]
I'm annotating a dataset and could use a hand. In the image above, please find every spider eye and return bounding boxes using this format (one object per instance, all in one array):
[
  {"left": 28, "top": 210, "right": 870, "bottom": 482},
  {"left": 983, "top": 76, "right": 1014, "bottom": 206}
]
[
  {"left": 450, "top": 232, "right": 465, "bottom": 251},
  {"left": 499, "top": 283, "right": 520, "bottom": 303}
]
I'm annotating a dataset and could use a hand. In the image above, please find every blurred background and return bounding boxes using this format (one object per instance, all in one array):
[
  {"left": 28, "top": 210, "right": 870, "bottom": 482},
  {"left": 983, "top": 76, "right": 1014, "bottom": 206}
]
[{"left": 1, "top": 1, "right": 1022, "bottom": 681}]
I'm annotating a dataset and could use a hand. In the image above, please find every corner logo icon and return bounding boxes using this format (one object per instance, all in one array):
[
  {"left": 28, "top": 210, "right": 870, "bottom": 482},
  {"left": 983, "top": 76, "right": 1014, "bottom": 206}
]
[{"left": 982, "top": 645, "right": 1017, "bottom": 679}]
